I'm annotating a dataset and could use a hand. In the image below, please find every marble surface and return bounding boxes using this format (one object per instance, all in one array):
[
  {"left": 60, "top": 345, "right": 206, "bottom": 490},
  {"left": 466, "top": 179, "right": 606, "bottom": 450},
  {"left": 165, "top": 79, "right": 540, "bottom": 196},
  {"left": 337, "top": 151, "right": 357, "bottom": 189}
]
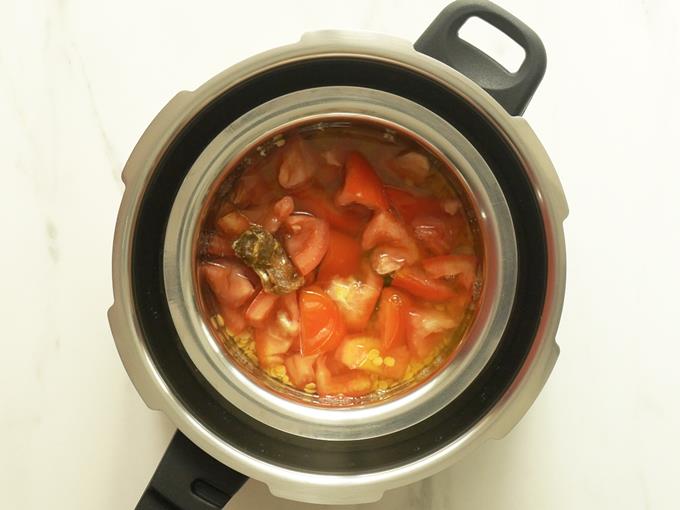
[{"left": 1, "top": 0, "right": 679, "bottom": 508}]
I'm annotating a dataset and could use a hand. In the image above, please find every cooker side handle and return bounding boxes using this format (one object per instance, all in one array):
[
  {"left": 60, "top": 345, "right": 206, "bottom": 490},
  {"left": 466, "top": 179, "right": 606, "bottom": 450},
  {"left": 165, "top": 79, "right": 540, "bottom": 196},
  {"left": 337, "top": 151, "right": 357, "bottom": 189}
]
[
  {"left": 414, "top": 0, "right": 546, "bottom": 116},
  {"left": 135, "top": 431, "right": 248, "bottom": 510}
]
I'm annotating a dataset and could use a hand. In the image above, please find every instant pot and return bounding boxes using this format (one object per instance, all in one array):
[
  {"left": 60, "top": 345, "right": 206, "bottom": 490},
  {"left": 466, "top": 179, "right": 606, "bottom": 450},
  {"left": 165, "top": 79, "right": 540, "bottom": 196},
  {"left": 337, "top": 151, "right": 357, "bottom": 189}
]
[{"left": 109, "top": 0, "right": 568, "bottom": 507}]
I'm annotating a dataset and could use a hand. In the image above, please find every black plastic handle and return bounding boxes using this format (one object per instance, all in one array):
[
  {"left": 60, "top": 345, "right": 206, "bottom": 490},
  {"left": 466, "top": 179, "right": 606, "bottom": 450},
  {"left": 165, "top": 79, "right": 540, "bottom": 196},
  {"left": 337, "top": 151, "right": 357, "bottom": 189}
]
[
  {"left": 136, "top": 431, "right": 248, "bottom": 510},
  {"left": 415, "top": 0, "right": 546, "bottom": 115}
]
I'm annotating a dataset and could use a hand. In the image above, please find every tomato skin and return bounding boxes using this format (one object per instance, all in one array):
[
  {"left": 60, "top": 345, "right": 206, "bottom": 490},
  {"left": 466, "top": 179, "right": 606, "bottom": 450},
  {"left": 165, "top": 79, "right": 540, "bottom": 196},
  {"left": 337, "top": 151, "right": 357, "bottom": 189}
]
[
  {"left": 284, "top": 215, "right": 330, "bottom": 276},
  {"left": 299, "top": 286, "right": 346, "bottom": 356},
  {"left": 316, "top": 229, "right": 362, "bottom": 282},
  {"left": 407, "top": 307, "right": 459, "bottom": 359},
  {"left": 245, "top": 290, "right": 279, "bottom": 328},
  {"left": 201, "top": 261, "right": 256, "bottom": 308},
  {"left": 391, "top": 265, "right": 457, "bottom": 302},
  {"left": 278, "top": 137, "right": 318, "bottom": 189},
  {"left": 294, "top": 187, "right": 370, "bottom": 236},
  {"left": 361, "top": 210, "right": 419, "bottom": 273},
  {"left": 325, "top": 262, "right": 383, "bottom": 332},
  {"left": 378, "top": 288, "right": 411, "bottom": 350},
  {"left": 284, "top": 353, "right": 317, "bottom": 388},
  {"left": 421, "top": 255, "right": 478, "bottom": 289},
  {"left": 335, "top": 151, "right": 389, "bottom": 211},
  {"left": 385, "top": 186, "right": 443, "bottom": 223},
  {"left": 315, "top": 354, "right": 372, "bottom": 397}
]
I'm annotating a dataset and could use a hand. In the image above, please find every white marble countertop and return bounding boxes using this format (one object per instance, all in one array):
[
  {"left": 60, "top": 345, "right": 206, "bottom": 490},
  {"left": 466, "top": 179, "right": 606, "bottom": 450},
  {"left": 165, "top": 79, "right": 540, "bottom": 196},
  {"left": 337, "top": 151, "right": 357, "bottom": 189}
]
[{"left": 2, "top": 0, "right": 679, "bottom": 508}]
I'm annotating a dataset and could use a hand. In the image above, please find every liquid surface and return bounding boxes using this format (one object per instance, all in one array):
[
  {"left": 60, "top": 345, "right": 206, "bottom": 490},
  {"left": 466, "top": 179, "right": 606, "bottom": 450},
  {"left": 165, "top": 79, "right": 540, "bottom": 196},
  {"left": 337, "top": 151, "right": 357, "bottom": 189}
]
[{"left": 197, "top": 120, "right": 482, "bottom": 406}]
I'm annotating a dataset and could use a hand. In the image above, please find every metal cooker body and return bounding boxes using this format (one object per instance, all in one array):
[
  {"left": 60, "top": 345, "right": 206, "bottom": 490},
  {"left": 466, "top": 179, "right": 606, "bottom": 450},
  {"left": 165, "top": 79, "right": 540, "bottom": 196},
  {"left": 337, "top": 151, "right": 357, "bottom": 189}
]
[{"left": 109, "top": 2, "right": 567, "bottom": 505}]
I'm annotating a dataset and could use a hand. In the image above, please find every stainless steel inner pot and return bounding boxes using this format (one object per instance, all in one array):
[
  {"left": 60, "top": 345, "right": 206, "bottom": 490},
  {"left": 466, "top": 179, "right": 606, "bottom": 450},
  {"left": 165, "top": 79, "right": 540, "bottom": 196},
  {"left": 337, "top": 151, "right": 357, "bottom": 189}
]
[{"left": 163, "top": 86, "right": 517, "bottom": 440}]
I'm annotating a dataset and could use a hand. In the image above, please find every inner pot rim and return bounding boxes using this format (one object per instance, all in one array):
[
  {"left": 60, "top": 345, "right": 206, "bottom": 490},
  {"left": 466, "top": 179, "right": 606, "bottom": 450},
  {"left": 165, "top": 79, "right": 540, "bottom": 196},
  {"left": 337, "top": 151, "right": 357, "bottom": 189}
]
[{"left": 162, "top": 86, "right": 517, "bottom": 441}]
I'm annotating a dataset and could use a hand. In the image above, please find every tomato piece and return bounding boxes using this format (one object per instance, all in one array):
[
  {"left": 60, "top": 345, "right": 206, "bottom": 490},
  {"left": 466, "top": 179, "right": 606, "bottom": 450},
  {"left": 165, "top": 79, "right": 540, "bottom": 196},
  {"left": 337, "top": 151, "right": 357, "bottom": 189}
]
[
  {"left": 335, "top": 335, "right": 382, "bottom": 370},
  {"left": 299, "top": 287, "right": 345, "bottom": 356},
  {"left": 381, "top": 345, "right": 411, "bottom": 380},
  {"left": 422, "top": 255, "right": 478, "bottom": 290},
  {"left": 216, "top": 211, "right": 250, "bottom": 237},
  {"left": 245, "top": 290, "right": 279, "bottom": 327},
  {"left": 232, "top": 171, "right": 275, "bottom": 208},
  {"left": 316, "top": 229, "right": 362, "bottom": 282},
  {"left": 263, "top": 196, "right": 294, "bottom": 233},
  {"left": 278, "top": 137, "right": 318, "bottom": 189},
  {"left": 362, "top": 210, "right": 419, "bottom": 273},
  {"left": 411, "top": 213, "right": 463, "bottom": 256},
  {"left": 407, "top": 307, "right": 459, "bottom": 359},
  {"left": 325, "top": 262, "right": 382, "bottom": 332},
  {"left": 255, "top": 324, "right": 294, "bottom": 367},
  {"left": 284, "top": 353, "right": 317, "bottom": 388},
  {"left": 387, "top": 151, "right": 430, "bottom": 184},
  {"left": 315, "top": 355, "right": 372, "bottom": 397},
  {"left": 378, "top": 288, "right": 411, "bottom": 350},
  {"left": 335, "top": 151, "right": 389, "bottom": 210},
  {"left": 294, "top": 186, "right": 370, "bottom": 236},
  {"left": 385, "top": 186, "right": 443, "bottom": 223},
  {"left": 276, "top": 291, "right": 300, "bottom": 336},
  {"left": 203, "top": 232, "right": 234, "bottom": 258},
  {"left": 315, "top": 163, "right": 345, "bottom": 192},
  {"left": 283, "top": 214, "right": 330, "bottom": 276},
  {"left": 201, "top": 261, "right": 256, "bottom": 308},
  {"left": 215, "top": 302, "right": 247, "bottom": 336},
  {"left": 391, "top": 265, "right": 456, "bottom": 302}
]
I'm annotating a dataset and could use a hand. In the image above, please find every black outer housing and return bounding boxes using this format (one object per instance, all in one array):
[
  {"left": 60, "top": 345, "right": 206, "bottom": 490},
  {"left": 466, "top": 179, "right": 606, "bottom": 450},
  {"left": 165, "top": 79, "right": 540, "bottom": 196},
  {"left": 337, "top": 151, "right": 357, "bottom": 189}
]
[{"left": 132, "top": 2, "right": 550, "bottom": 509}]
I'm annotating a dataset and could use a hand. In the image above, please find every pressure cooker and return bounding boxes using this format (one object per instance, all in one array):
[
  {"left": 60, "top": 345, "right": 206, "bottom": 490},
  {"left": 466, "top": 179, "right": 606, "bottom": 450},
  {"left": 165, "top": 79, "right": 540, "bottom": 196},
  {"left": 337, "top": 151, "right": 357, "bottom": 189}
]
[{"left": 109, "top": 0, "right": 568, "bottom": 507}]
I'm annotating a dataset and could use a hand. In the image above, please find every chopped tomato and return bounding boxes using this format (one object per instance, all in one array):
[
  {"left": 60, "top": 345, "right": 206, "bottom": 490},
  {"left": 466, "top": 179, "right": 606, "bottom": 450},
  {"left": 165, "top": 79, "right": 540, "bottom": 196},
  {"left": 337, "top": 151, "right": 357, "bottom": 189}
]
[
  {"left": 284, "top": 353, "right": 317, "bottom": 388},
  {"left": 299, "top": 287, "right": 345, "bottom": 356},
  {"left": 315, "top": 163, "right": 345, "bottom": 192},
  {"left": 294, "top": 186, "right": 370, "bottom": 236},
  {"left": 392, "top": 265, "right": 456, "bottom": 302},
  {"left": 201, "top": 261, "right": 256, "bottom": 308},
  {"left": 232, "top": 171, "right": 274, "bottom": 207},
  {"left": 407, "top": 307, "right": 458, "bottom": 359},
  {"left": 325, "top": 262, "right": 382, "bottom": 332},
  {"left": 387, "top": 151, "right": 430, "bottom": 184},
  {"left": 362, "top": 210, "right": 419, "bottom": 273},
  {"left": 255, "top": 324, "right": 294, "bottom": 367},
  {"left": 284, "top": 214, "right": 330, "bottom": 275},
  {"left": 276, "top": 291, "right": 300, "bottom": 336},
  {"left": 385, "top": 186, "right": 443, "bottom": 223},
  {"left": 245, "top": 290, "right": 279, "bottom": 327},
  {"left": 216, "top": 211, "right": 250, "bottom": 237},
  {"left": 381, "top": 345, "right": 411, "bottom": 379},
  {"left": 422, "top": 255, "right": 478, "bottom": 290},
  {"left": 216, "top": 302, "right": 247, "bottom": 336},
  {"left": 239, "top": 204, "right": 270, "bottom": 225},
  {"left": 316, "top": 229, "right": 362, "bottom": 282},
  {"left": 315, "top": 354, "right": 372, "bottom": 397},
  {"left": 278, "top": 137, "right": 318, "bottom": 189},
  {"left": 263, "top": 196, "right": 294, "bottom": 233},
  {"left": 413, "top": 211, "right": 470, "bottom": 256},
  {"left": 378, "top": 288, "right": 411, "bottom": 349},
  {"left": 203, "top": 232, "right": 233, "bottom": 258},
  {"left": 335, "top": 151, "right": 389, "bottom": 210},
  {"left": 334, "top": 335, "right": 410, "bottom": 379},
  {"left": 335, "top": 335, "right": 382, "bottom": 370}
]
